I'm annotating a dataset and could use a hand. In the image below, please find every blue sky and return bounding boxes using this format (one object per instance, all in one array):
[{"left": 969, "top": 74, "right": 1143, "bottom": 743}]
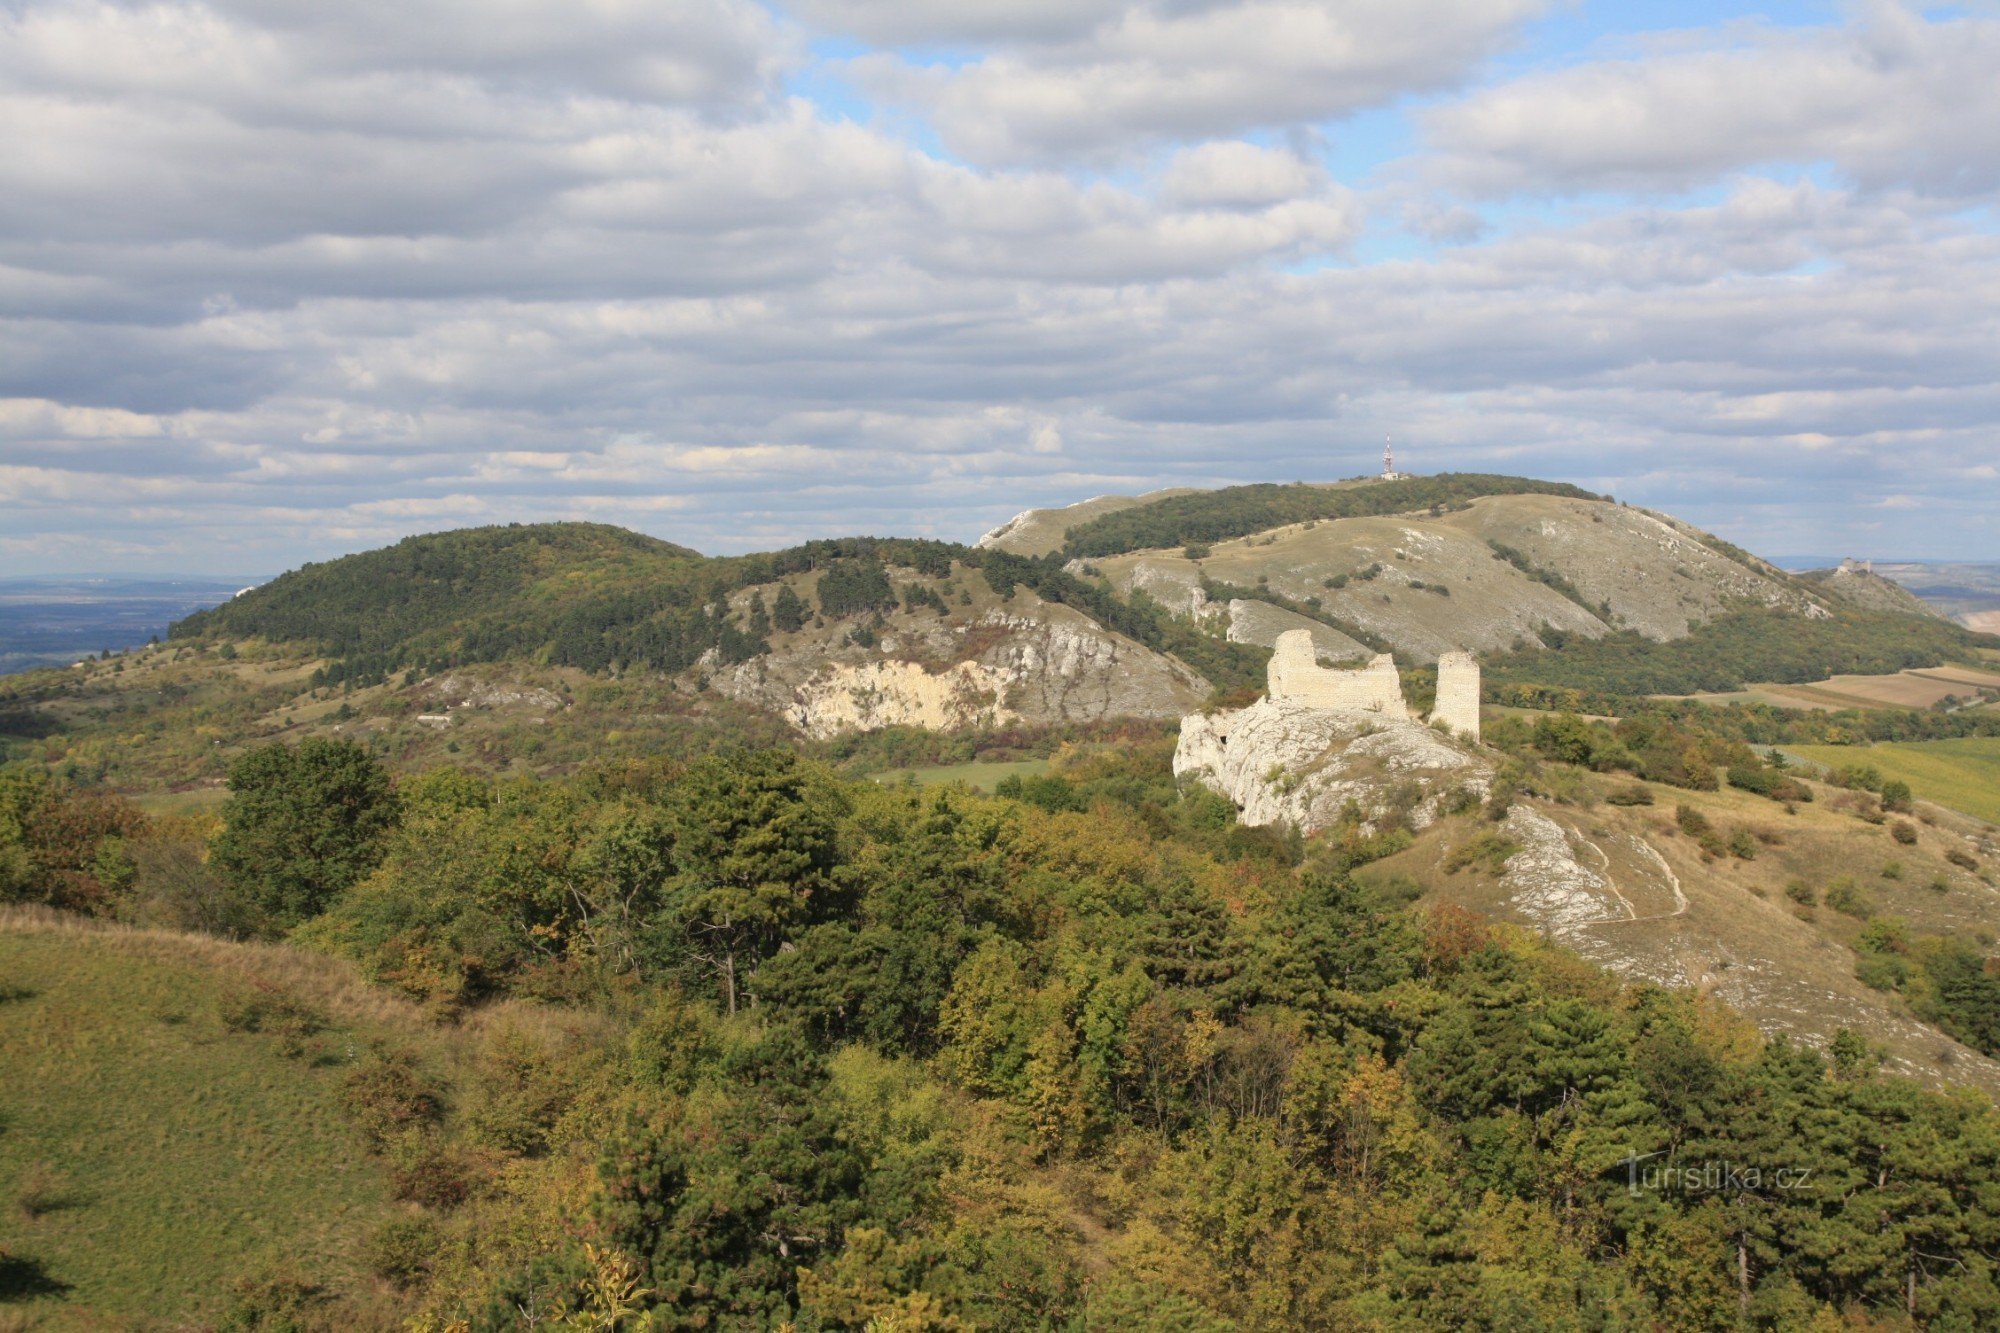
[{"left": 0, "top": 0, "right": 1995, "bottom": 574}]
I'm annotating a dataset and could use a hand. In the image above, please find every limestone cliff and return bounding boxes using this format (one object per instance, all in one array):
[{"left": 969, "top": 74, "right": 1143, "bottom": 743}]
[{"left": 711, "top": 598, "right": 1209, "bottom": 739}]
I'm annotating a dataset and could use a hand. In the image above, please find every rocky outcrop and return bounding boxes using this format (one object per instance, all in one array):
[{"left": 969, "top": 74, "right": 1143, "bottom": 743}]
[
  {"left": 786, "top": 659, "right": 1011, "bottom": 739},
  {"left": 1174, "top": 697, "right": 1489, "bottom": 834},
  {"left": 711, "top": 599, "right": 1208, "bottom": 738}
]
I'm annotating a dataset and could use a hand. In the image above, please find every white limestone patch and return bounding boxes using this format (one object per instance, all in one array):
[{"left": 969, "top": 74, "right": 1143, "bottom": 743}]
[{"left": 1175, "top": 696, "right": 1487, "bottom": 834}]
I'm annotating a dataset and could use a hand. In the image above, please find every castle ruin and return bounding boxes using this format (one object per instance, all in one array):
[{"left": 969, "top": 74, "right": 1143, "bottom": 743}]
[
  {"left": 1265, "top": 629, "right": 1479, "bottom": 742},
  {"left": 1432, "top": 651, "right": 1481, "bottom": 741}
]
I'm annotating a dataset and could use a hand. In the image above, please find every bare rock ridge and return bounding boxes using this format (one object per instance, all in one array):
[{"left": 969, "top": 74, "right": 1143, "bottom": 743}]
[{"left": 1174, "top": 630, "right": 1488, "bottom": 833}]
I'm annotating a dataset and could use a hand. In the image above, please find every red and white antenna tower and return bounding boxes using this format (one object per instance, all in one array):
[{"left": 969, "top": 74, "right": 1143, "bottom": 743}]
[{"left": 1383, "top": 434, "right": 1394, "bottom": 478}]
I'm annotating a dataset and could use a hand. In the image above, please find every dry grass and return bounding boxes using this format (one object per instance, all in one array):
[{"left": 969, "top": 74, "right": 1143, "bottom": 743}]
[{"left": 0, "top": 905, "right": 429, "bottom": 1034}]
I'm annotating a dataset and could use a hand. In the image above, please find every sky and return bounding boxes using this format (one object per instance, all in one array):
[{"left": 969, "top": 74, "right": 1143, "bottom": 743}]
[{"left": 1, "top": 0, "right": 1997, "bottom": 576}]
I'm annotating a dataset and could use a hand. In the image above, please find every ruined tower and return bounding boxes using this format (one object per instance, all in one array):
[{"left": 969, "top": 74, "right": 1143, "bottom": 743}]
[{"left": 1431, "top": 651, "right": 1481, "bottom": 741}]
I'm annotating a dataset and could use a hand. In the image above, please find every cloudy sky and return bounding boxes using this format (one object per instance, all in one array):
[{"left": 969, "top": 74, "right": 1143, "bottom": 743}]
[{"left": 2, "top": 0, "right": 1996, "bottom": 575}]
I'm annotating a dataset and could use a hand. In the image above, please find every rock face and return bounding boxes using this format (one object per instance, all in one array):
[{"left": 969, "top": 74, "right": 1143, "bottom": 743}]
[
  {"left": 712, "top": 599, "right": 1209, "bottom": 739},
  {"left": 1174, "top": 628, "right": 1490, "bottom": 833},
  {"left": 787, "top": 659, "right": 1011, "bottom": 738},
  {"left": 1174, "top": 697, "right": 1489, "bottom": 833}
]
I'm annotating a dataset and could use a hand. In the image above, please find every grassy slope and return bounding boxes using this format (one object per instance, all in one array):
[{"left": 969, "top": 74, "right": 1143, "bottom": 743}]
[
  {"left": 873, "top": 758, "right": 1052, "bottom": 790},
  {"left": 1784, "top": 737, "right": 2000, "bottom": 826},
  {"left": 0, "top": 913, "right": 415, "bottom": 1327}
]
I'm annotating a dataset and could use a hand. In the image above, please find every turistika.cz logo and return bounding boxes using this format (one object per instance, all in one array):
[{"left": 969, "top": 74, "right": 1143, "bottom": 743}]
[{"left": 1624, "top": 1152, "right": 1814, "bottom": 1196}]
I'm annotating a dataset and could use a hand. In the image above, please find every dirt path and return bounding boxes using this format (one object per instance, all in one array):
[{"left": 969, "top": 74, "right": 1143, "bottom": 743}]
[{"left": 1568, "top": 826, "right": 1687, "bottom": 927}]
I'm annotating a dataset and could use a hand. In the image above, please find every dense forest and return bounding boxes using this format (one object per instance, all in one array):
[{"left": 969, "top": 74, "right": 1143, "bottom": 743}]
[
  {"left": 8, "top": 733, "right": 2000, "bottom": 1329},
  {"left": 1056, "top": 475, "right": 1602, "bottom": 559}
]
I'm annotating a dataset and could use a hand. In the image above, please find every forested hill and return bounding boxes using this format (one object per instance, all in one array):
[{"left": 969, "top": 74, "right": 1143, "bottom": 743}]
[
  {"left": 159, "top": 480, "right": 1993, "bottom": 712},
  {"left": 174, "top": 522, "right": 707, "bottom": 655},
  {"left": 1054, "top": 473, "right": 1602, "bottom": 558},
  {"left": 169, "top": 521, "right": 1268, "bottom": 691}
]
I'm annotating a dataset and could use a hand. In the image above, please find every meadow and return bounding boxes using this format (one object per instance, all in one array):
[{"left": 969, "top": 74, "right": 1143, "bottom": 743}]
[
  {"left": 871, "top": 757, "right": 1052, "bottom": 790},
  {"left": 1785, "top": 736, "right": 2000, "bottom": 826},
  {"left": 0, "top": 913, "right": 403, "bottom": 1326}
]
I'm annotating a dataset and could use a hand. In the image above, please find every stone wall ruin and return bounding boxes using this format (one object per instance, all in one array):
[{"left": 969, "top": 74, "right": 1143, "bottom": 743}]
[{"left": 1264, "top": 628, "right": 1479, "bottom": 739}]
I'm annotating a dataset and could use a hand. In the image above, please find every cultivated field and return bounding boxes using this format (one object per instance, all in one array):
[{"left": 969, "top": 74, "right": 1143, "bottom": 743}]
[
  {"left": 1784, "top": 737, "right": 2000, "bottom": 827},
  {"left": 1675, "top": 664, "right": 2000, "bottom": 712}
]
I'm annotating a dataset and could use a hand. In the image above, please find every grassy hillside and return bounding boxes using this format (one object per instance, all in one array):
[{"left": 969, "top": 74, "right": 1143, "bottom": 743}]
[{"left": 0, "top": 912, "right": 405, "bottom": 1326}]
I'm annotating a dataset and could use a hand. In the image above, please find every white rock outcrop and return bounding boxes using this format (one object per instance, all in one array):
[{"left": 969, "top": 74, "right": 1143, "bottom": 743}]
[
  {"left": 788, "top": 659, "right": 1011, "bottom": 739},
  {"left": 1174, "top": 697, "right": 1488, "bottom": 833},
  {"left": 712, "top": 600, "right": 1208, "bottom": 737}
]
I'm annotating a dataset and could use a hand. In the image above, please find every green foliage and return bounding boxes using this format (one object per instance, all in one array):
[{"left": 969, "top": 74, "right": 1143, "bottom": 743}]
[
  {"left": 1058, "top": 474, "right": 1600, "bottom": 558},
  {"left": 1486, "top": 606, "right": 1997, "bottom": 698},
  {"left": 22, "top": 732, "right": 2000, "bottom": 1330},
  {"left": 211, "top": 738, "right": 399, "bottom": 930},
  {"left": 0, "top": 765, "right": 145, "bottom": 912},
  {"left": 814, "top": 556, "right": 897, "bottom": 618},
  {"left": 771, "top": 582, "right": 806, "bottom": 633}
]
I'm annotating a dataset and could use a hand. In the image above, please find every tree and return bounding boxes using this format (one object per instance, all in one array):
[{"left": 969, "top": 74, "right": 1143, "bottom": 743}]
[
  {"left": 211, "top": 738, "right": 399, "bottom": 929},
  {"left": 656, "top": 750, "right": 843, "bottom": 1014},
  {"left": 772, "top": 583, "right": 806, "bottom": 633}
]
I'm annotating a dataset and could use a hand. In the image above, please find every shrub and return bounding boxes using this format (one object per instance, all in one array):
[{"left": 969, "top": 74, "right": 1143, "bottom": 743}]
[
  {"left": 1727, "top": 829, "right": 1758, "bottom": 860},
  {"left": 218, "top": 1275, "right": 327, "bottom": 1332},
  {"left": 1947, "top": 848, "right": 1981, "bottom": 872},
  {"left": 217, "top": 981, "right": 328, "bottom": 1060},
  {"left": 1726, "top": 765, "right": 1774, "bottom": 796},
  {"left": 341, "top": 1047, "right": 443, "bottom": 1147},
  {"left": 1443, "top": 830, "right": 1520, "bottom": 875},
  {"left": 1890, "top": 821, "right": 1918, "bottom": 845},
  {"left": 1880, "top": 779, "right": 1914, "bottom": 813},
  {"left": 386, "top": 1133, "right": 483, "bottom": 1210},
  {"left": 1605, "top": 784, "right": 1654, "bottom": 806},
  {"left": 1825, "top": 878, "right": 1874, "bottom": 919},
  {"left": 1183, "top": 545, "right": 1210, "bottom": 560},
  {"left": 1784, "top": 879, "right": 1816, "bottom": 906},
  {"left": 365, "top": 1215, "right": 442, "bottom": 1288}
]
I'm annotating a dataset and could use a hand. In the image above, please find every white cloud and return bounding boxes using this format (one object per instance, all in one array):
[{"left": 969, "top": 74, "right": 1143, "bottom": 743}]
[
  {"left": 1424, "top": 3, "right": 2000, "bottom": 197},
  {"left": 0, "top": 0, "right": 1997, "bottom": 572},
  {"left": 847, "top": 0, "right": 1550, "bottom": 165}
]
